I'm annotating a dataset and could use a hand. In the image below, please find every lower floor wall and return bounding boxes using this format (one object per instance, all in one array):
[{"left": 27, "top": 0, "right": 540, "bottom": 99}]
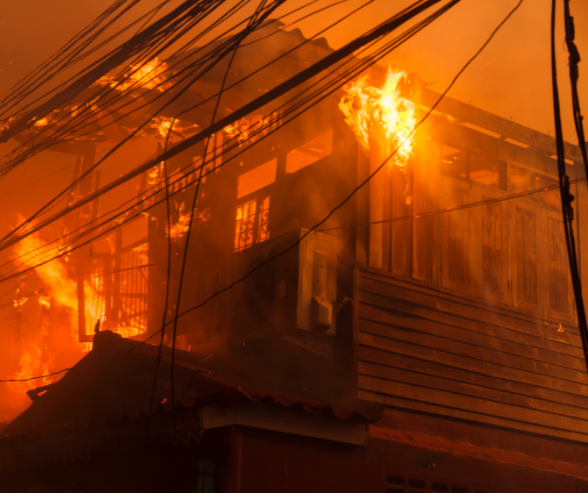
[
  {"left": 3, "top": 423, "right": 588, "bottom": 492},
  {"left": 224, "top": 426, "right": 588, "bottom": 493}
]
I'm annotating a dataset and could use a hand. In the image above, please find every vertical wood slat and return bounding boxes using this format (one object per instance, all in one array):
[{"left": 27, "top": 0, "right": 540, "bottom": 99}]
[
  {"left": 511, "top": 199, "right": 546, "bottom": 317},
  {"left": 472, "top": 187, "right": 511, "bottom": 305},
  {"left": 382, "top": 170, "right": 392, "bottom": 272},
  {"left": 440, "top": 177, "right": 472, "bottom": 293},
  {"left": 546, "top": 210, "right": 575, "bottom": 324},
  {"left": 368, "top": 135, "right": 386, "bottom": 270},
  {"left": 412, "top": 136, "right": 440, "bottom": 285},
  {"left": 391, "top": 166, "right": 411, "bottom": 277}
]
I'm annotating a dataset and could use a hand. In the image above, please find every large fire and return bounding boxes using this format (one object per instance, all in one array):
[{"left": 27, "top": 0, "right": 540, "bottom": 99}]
[
  {"left": 13, "top": 227, "right": 100, "bottom": 341},
  {"left": 339, "top": 68, "right": 416, "bottom": 168},
  {"left": 97, "top": 57, "right": 171, "bottom": 93}
]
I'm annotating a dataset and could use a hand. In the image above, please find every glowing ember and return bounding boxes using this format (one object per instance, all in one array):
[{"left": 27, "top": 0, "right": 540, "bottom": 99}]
[
  {"left": 224, "top": 115, "right": 269, "bottom": 145},
  {"left": 339, "top": 68, "right": 416, "bottom": 168},
  {"left": 109, "top": 325, "right": 144, "bottom": 339},
  {"left": 168, "top": 203, "right": 211, "bottom": 239},
  {"left": 155, "top": 116, "right": 174, "bottom": 138},
  {"left": 33, "top": 117, "right": 48, "bottom": 127},
  {"left": 97, "top": 57, "right": 171, "bottom": 93}
]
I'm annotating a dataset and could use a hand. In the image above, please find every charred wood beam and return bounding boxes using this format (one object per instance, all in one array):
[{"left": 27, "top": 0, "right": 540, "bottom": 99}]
[
  {"left": 430, "top": 114, "right": 572, "bottom": 178},
  {"left": 415, "top": 79, "right": 584, "bottom": 163}
]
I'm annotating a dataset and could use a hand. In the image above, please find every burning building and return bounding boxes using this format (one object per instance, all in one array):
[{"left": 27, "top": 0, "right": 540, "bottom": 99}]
[{"left": 1, "top": 10, "right": 588, "bottom": 493}]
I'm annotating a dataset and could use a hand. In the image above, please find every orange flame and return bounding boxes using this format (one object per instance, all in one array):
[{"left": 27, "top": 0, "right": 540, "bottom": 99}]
[
  {"left": 224, "top": 115, "right": 269, "bottom": 145},
  {"left": 155, "top": 116, "right": 174, "bottom": 138},
  {"left": 339, "top": 68, "right": 416, "bottom": 168},
  {"left": 168, "top": 203, "right": 211, "bottom": 239},
  {"left": 98, "top": 57, "right": 171, "bottom": 93},
  {"left": 13, "top": 223, "right": 100, "bottom": 341}
]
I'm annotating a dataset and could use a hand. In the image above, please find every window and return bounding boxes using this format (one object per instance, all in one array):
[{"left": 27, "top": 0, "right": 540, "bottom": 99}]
[
  {"left": 441, "top": 145, "right": 506, "bottom": 190},
  {"left": 234, "top": 197, "right": 270, "bottom": 252},
  {"left": 441, "top": 144, "right": 466, "bottom": 178},
  {"left": 286, "top": 130, "right": 332, "bottom": 174},
  {"left": 509, "top": 165, "right": 559, "bottom": 207},
  {"left": 237, "top": 159, "right": 277, "bottom": 198},
  {"left": 469, "top": 152, "right": 506, "bottom": 189}
]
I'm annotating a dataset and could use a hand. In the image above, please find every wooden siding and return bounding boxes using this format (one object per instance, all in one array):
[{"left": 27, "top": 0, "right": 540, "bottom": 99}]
[
  {"left": 369, "top": 142, "right": 577, "bottom": 327},
  {"left": 356, "top": 267, "right": 588, "bottom": 443}
]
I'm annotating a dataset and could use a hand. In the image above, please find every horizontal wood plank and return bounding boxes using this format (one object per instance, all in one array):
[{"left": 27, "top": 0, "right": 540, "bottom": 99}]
[
  {"left": 359, "top": 272, "right": 582, "bottom": 352},
  {"left": 359, "top": 309, "right": 587, "bottom": 382},
  {"left": 358, "top": 331, "right": 588, "bottom": 398},
  {"left": 358, "top": 360, "right": 588, "bottom": 422},
  {"left": 358, "top": 346, "right": 588, "bottom": 411},
  {"left": 358, "top": 389, "right": 588, "bottom": 444},
  {"left": 358, "top": 299, "right": 584, "bottom": 370},
  {"left": 358, "top": 375, "right": 588, "bottom": 436}
]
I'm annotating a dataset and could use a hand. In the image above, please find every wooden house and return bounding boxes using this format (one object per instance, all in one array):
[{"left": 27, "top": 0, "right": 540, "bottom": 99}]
[{"left": 2, "top": 19, "right": 588, "bottom": 493}]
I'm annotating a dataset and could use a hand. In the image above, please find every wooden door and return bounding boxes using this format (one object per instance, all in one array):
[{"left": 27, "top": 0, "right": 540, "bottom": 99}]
[
  {"left": 440, "top": 176, "right": 475, "bottom": 294},
  {"left": 509, "top": 198, "right": 547, "bottom": 317},
  {"left": 545, "top": 209, "right": 575, "bottom": 324},
  {"left": 471, "top": 185, "right": 510, "bottom": 305},
  {"left": 411, "top": 138, "right": 440, "bottom": 286}
]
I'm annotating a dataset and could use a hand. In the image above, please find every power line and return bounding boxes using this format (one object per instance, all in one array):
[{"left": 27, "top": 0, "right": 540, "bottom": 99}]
[
  {"left": 0, "top": 0, "right": 457, "bottom": 282},
  {"left": 318, "top": 177, "right": 586, "bottom": 232},
  {"left": 0, "top": 367, "right": 71, "bottom": 383},
  {"left": 0, "top": 0, "right": 523, "bottom": 385},
  {"left": 550, "top": 0, "right": 588, "bottom": 367},
  {"left": 0, "top": 0, "right": 453, "bottom": 255},
  {"left": 164, "top": 0, "right": 526, "bottom": 336}
]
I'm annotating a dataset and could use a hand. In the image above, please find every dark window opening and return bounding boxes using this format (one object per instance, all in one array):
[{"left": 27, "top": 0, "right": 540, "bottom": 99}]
[
  {"left": 469, "top": 152, "right": 506, "bottom": 189},
  {"left": 441, "top": 144, "right": 466, "bottom": 178},
  {"left": 509, "top": 164, "right": 559, "bottom": 208},
  {"left": 286, "top": 130, "right": 333, "bottom": 174}
]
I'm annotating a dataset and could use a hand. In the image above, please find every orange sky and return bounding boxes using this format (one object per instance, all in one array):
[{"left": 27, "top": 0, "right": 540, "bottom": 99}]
[
  {"left": 0, "top": 0, "right": 586, "bottom": 135},
  {"left": 0, "top": 0, "right": 586, "bottom": 239}
]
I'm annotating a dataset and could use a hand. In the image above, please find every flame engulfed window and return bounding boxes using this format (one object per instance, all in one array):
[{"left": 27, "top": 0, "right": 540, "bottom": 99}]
[{"left": 234, "top": 197, "right": 270, "bottom": 252}]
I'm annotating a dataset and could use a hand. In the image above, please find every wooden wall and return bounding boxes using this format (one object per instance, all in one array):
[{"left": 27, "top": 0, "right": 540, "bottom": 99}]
[
  {"left": 355, "top": 267, "right": 588, "bottom": 443},
  {"left": 368, "top": 131, "right": 577, "bottom": 327}
]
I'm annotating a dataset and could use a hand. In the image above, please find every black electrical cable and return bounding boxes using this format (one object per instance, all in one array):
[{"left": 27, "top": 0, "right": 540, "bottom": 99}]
[
  {"left": 0, "top": 367, "right": 71, "bottom": 383},
  {"left": 0, "top": 0, "right": 277, "bottom": 243},
  {"left": 0, "top": 0, "right": 453, "bottom": 255},
  {"left": 563, "top": 0, "right": 588, "bottom": 173},
  {"left": 0, "top": 0, "right": 244, "bottom": 180},
  {"left": 550, "top": 0, "right": 588, "bottom": 366},
  {"left": 1, "top": 0, "right": 523, "bottom": 385},
  {"left": 0, "top": 0, "right": 219, "bottom": 144},
  {"left": 0, "top": 0, "right": 465, "bottom": 281}
]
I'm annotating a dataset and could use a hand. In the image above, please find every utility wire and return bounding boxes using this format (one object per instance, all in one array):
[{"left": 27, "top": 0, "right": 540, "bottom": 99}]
[
  {"left": 0, "top": 0, "right": 456, "bottom": 255},
  {"left": 0, "top": 0, "right": 524, "bottom": 384},
  {"left": 550, "top": 0, "right": 588, "bottom": 366},
  {"left": 0, "top": 0, "right": 460, "bottom": 282},
  {"left": 169, "top": 0, "right": 524, "bottom": 325}
]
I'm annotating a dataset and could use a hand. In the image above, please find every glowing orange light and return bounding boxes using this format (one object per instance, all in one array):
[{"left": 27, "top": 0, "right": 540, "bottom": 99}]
[
  {"left": 33, "top": 117, "right": 48, "bottom": 127},
  {"left": 224, "top": 115, "right": 269, "bottom": 145},
  {"left": 98, "top": 57, "right": 171, "bottom": 93},
  {"left": 12, "top": 216, "right": 101, "bottom": 345},
  {"left": 339, "top": 68, "right": 416, "bottom": 168}
]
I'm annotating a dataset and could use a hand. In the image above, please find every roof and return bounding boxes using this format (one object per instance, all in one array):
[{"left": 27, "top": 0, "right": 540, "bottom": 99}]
[{"left": 1, "top": 330, "right": 383, "bottom": 440}]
